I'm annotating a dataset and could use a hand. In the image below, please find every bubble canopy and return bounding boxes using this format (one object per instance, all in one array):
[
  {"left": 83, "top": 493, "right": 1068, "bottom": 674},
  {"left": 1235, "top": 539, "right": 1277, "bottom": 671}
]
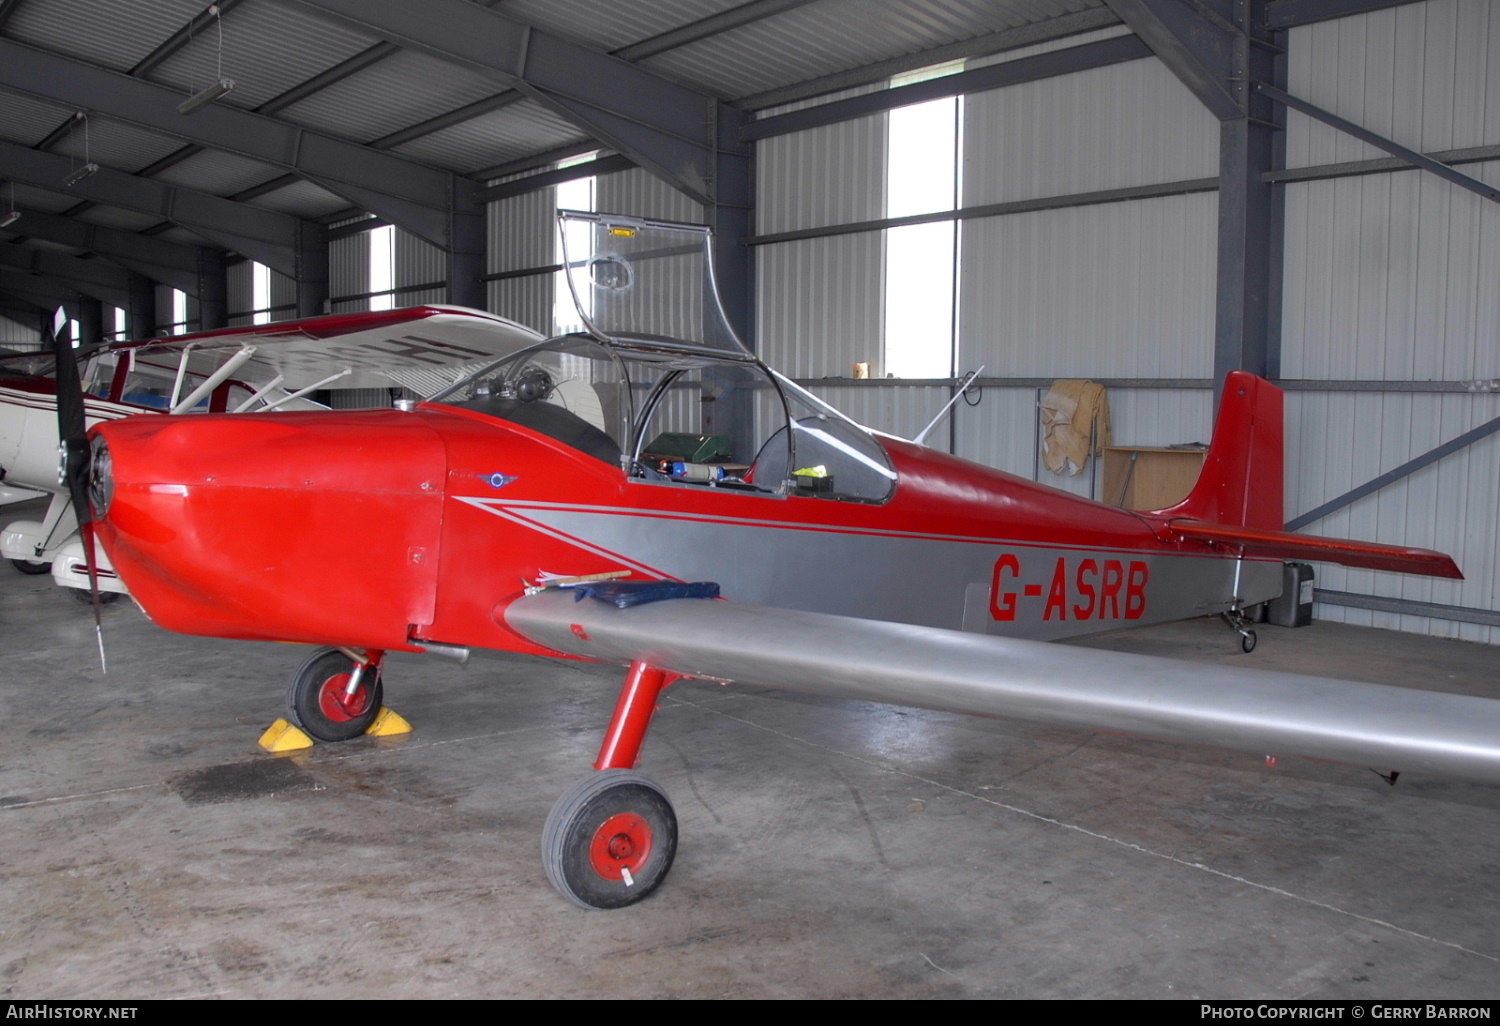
[{"left": 558, "top": 210, "right": 753, "bottom": 359}]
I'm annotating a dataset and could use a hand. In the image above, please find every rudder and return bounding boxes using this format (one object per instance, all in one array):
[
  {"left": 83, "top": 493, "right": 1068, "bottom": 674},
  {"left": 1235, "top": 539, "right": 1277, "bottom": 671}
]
[{"left": 1154, "top": 371, "right": 1284, "bottom": 530}]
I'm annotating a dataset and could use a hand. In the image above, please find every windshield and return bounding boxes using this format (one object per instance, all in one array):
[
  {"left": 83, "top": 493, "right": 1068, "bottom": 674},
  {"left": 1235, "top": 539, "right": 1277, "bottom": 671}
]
[{"left": 558, "top": 210, "right": 752, "bottom": 359}]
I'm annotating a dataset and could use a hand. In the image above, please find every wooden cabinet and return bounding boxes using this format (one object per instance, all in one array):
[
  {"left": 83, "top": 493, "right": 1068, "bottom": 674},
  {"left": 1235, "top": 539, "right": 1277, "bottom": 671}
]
[{"left": 1100, "top": 446, "right": 1207, "bottom": 510}]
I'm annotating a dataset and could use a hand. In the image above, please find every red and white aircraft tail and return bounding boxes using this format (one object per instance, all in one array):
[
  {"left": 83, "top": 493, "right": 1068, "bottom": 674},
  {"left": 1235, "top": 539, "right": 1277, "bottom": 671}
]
[{"left": 1154, "top": 370, "right": 1461, "bottom": 580}]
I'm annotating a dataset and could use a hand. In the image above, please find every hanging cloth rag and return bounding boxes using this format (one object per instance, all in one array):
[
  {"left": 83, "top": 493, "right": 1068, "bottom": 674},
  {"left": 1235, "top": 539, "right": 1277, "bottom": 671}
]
[{"left": 1039, "top": 379, "right": 1112, "bottom": 476}]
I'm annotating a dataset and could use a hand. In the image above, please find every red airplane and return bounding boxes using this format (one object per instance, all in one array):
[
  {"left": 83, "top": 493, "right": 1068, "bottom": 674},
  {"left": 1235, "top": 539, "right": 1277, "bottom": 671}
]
[{"left": 81, "top": 211, "right": 1496, "bottom": 910}]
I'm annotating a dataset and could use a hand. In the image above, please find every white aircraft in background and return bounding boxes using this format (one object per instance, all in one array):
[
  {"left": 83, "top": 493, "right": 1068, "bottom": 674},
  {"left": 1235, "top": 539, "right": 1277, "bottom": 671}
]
[{"left": 0, "top": 306, "right": 543, "bottom": 600}]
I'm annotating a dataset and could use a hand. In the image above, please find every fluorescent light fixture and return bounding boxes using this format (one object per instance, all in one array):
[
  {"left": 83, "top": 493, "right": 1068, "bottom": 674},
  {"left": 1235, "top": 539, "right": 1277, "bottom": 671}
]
[
  {"left": 178, "top": 78, "right": 234, "bottom": 115},
  {"left": 63, "top": 163, "right": 99, "bottom": 187},
  {"left": 0, "top": 211, "right": 18, "bottom": 229}
]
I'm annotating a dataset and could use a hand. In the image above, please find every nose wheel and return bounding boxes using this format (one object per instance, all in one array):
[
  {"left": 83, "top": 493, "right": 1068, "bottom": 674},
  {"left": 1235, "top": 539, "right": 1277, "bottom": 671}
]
[
  {"left": 287, "top": 647, "right": 384, "bottom": 742},
  {"left": 542, "top": 770, "right": 678, "bottom": 910}
]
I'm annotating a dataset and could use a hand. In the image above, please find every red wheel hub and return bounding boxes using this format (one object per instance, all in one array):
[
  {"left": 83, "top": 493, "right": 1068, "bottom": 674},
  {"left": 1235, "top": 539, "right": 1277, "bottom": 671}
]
[
  {"left": 318, "top": 670, "right": 373, "bottom": 722},
  {"left": 589, "top": 813, "right": 653, "bottom": 880}
]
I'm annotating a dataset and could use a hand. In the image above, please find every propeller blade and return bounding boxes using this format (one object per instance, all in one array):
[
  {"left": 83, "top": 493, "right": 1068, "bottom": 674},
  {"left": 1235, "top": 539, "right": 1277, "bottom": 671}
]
[{"left": 51, "top": 309, "right": 107, "bottom": 672}]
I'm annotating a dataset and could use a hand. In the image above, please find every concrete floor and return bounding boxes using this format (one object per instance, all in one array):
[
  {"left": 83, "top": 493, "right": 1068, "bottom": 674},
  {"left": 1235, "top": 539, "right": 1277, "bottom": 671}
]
[{"left": 1, "top": 542, "right": 1496, "bottom": 998}]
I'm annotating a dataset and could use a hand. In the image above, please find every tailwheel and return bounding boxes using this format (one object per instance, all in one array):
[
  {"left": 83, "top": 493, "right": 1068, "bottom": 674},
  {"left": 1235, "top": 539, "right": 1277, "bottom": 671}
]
[
  {"left": 1221, "top": 611, "right": 1257, "bottom": 654},
  {"left": 543, "top": 770, "right": 677, "bottom": 910},
  {"left": 287, "top": 647, "right": 384, "bottom": 742}
]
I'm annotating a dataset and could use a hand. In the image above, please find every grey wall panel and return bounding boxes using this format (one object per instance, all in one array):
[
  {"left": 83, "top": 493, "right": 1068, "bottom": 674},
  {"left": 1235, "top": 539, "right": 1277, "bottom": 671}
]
[
  {"left": 226, "top": 260, "right": 252, "bottom": 326},
  {"left": 1281, "top": 164, "right": 1500, "bottom": 380},
  {"left": 805, "top": 383, "right": 950, "bottom": 441},
  {"left": 488, "top": 189, "right": 556, "bottom": 274},
  {"left": 597, "top": 167, "right": 705, "bottom": 223},
  {"left": 269, "top": 269, "right": 297, "bottom": 321},
  {"left": 0, "top": 314, "right": 39, "bottom": 345},
  {"left": 959, "top": 192, "right": 1218, "bottom": 377},
  {"left": 756, "top": 232, "right": 884, "bottom": 378},
  {"left": 756, "top": 112, "right": 886, "bottom": 233},
  {"left": 329, "top": 232, "right": 369, "bottom": 314},
  {"left": 1285, "top": 391, "right": 1499, "bottom": 645},
  {"left": 487, "top": 277, "right": 552, "bottom": 336},
  {"left": 1277, "top": 0, "right": 1498, "bottom": 643},
  {"left": 963, "top": 52, "right": 1218, "bottom": 205},
  {"left": 394, "top": 229, "right": 446, "bottom": 292},
  {"left": 1284, "top": 0, "right": 1499, "bottom": 169}
]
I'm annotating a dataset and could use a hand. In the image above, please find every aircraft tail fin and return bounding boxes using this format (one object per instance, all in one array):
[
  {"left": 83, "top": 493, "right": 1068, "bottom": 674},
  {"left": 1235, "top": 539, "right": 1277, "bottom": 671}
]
[
  {"left": 1153, "top": 370, "right": 1284, "bottom": 531},
  {"left": 1154, "top": 371, "right": 1463, "bottom": 580}
]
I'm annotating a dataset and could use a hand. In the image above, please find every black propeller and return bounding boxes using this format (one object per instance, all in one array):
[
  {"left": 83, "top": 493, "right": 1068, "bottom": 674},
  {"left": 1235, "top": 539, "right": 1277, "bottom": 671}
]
[{"left": 51, "top": 309, "right": 107, "bottom": 671}]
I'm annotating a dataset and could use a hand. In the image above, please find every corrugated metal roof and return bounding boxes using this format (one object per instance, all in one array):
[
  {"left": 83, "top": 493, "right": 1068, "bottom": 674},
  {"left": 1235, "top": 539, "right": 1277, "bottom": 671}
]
[
  {"left": 391, "top": 98, "right": 589, "bottom": 174},
  {"left": 494, "top": 0, "right": 743, "bottom": 54},
  {"left": 276, "top": 49, "right": 503, "bottom": 146},
  {"left": 4, "top": 0, "right": 205, "bottom": 73},
  {"left": 0, "top": 87, "right": 77, "bottom": 147},
  {"left": 48, "top": 115, "right": 187, "bottom": 174},
  {"left": 4, "top": 183, "right": 82, "bottom": 213},
  {"left": 74, "top": 206, "right": 171, "bottom": 232},
  {"left": 644, "top": 0, "right": 1101, "bottom": 99},
  {"left": 147, "top": 148, "right": 285, "bottom": 197},
  {"left": 243, "top": 177, "right": 350, "bottom": 219},
  {"left": 143, "top": 0, "right": 383, "bottom": 113},
  {"left": 150, "top": 224, "right": 209, "bottom": 247}
]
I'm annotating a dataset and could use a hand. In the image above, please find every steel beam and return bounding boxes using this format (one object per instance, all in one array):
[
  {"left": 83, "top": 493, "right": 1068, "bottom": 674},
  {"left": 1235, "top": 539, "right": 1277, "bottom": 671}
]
[
  {"left": 127, "top": 271, "right": 156, "bottom": 337},
  {"left": 1104, "top": 0, "right": 1243, "bottom": 120},
  {"left": 735, "top": 7, "right": 1124, "bottom": 112},
  {"left": 745, "top": 35, "right": 1153, "bottom": 141},
  {"left": 478, "top": 155, "right": 636, "bottom": 204},
  {"left": 1286, "top": 414, "right": 1500, "bottom": 532},
  {"left": 0, "top": 258, "right": 130, "bottom": 310},
  {"left": 1266, "top": 0, "right": 1427, "bottom": 30},
  {"left": 0, "top": 269, "right": 96, "bottom": 310},
  {"left": 1257, "top": 84, "right": 1500, "bottom": 205},
  {"left": 129, "top": 0, "right": 247, "bottom": 76},
  {"left": 2, "top": 205, "right": 203, "bottom": 294},
  {"left": 197, "top": 248, "right": 227, "bottom": 330},
  {"left": 614, "top": 0, "right": 820, "bottom": 61},
  {"left": 748, "top": 177, "right": 1221, "bottom": 246},
  {"left": 296, "top": 221, "right": 329, "bottom": 318},
  {"left": 1312, "top": 590, "right": 1500, "bottom": 629},
  {"left": 447, "top": 176, "right": 486, "bottom": 309},
  {"left": 286, "top": 0, "right": 737, "bottom": 209},
  {"left": 0, "top": 138, "right": 300, "bottom": 275},
  {"left": 0, "top": 37, "right": 457, "bottom": 247},
  {"left": 1265, "top": 144, "right": 1500, "bottom": 185}
]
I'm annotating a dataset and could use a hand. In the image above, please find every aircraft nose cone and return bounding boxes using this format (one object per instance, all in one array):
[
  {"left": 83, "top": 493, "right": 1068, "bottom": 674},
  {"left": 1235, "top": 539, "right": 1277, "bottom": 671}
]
[{"left": 91, "top": 410, "right": 448, "bottom": 649}]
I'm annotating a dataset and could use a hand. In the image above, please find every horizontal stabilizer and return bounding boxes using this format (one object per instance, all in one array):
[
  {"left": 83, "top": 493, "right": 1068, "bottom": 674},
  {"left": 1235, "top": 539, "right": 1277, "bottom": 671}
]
[
  {"left": 1168, "top": 520, "right": 1463, "bottom": 579},
  {"left": 505, "top": 591, "right": 1500, "bottom": 784}
]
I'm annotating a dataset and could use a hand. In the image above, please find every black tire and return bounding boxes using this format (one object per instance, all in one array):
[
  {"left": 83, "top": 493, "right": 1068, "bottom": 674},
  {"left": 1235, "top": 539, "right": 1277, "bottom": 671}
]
[
  {"left": 68, "top": 586, "right": 120, "bottom": 605},
  {"left": 543, "top": 770, "right": 678, "bottom": 910},
  {"left": 286, "top": 647, "right": 384, "bottom": 742},
  {"left": 11, "top": 558, "right": 51, "bottom": 575},
  {"left": 1240, "top": 630, "right": 1258, "bottom": 654}
]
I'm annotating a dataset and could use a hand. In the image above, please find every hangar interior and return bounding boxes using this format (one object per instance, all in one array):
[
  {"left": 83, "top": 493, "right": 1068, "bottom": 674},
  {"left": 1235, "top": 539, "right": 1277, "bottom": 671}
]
[{"left": 0, "top": 0, "right": 1496, "bottom": 1001}]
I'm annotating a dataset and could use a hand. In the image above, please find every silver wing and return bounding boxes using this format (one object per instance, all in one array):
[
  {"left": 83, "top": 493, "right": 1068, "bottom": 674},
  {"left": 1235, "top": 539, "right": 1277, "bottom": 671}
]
[{"left": 506, "top": 591, "right": 1500, "bottom": 785}]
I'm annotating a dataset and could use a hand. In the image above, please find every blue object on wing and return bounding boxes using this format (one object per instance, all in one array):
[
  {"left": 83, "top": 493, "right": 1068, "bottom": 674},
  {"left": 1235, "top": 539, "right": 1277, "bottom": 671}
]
[{"left": 573, "top": 580, "right": 721, "bottom": 608}]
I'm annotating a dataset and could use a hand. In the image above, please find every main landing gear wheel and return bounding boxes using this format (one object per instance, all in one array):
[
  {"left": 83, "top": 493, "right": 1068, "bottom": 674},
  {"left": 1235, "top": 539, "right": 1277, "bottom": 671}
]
[
  {"left": 287, "top": 647, "right": 384, "bottom": 742},
  {"left": 11, "top": 558, "right": 51, "bottom": 575},
  {"left": 543, "top": 770, "right": 678, "bottom": 910}
]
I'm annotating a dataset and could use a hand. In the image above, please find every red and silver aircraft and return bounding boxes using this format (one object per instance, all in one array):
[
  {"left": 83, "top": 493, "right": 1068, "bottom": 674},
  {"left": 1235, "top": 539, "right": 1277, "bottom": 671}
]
[
  {"left": 0, "top": 307, "right": 542, "bottom": 597},
  {"left": 82, "top": 211, "right": 1496, "bottom": 910}
]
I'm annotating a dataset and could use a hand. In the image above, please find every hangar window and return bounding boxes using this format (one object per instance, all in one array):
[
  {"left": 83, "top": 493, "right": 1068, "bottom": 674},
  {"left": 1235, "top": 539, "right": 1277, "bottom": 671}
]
[
  {"left": 369, "top": 225, "right": 395, "bottom": 312},
  {"left": 884, "top": 64, "right": 962, "bottom": 380}
]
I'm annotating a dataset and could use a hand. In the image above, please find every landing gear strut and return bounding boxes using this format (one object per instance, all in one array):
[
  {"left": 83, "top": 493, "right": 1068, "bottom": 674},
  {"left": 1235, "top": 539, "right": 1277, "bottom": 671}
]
[{"left": 543, "top": 660, "right": 680, "bottom": 909}]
